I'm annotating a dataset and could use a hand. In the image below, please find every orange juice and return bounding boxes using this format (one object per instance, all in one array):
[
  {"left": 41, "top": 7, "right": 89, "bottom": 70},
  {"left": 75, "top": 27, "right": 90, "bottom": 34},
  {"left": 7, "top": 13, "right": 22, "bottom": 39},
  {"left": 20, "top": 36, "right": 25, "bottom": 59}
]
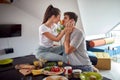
[{"left": 58, "top": 61, "right": 63, "bottom": 67}]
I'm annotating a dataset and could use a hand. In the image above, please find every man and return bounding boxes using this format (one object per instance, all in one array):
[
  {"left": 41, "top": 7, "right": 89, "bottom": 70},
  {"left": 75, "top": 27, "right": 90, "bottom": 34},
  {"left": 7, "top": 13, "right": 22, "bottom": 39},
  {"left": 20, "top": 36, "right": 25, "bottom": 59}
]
[{"left": 63, "top": 12, "right": 98, "bottom": 72}]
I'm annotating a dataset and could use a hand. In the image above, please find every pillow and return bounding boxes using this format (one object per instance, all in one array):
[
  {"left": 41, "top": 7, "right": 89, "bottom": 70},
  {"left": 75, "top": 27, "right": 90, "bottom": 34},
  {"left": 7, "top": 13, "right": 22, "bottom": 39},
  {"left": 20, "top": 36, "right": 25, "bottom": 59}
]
[
  {"left": 87, "top": 51, "right": 96, "bottom": 57},
  {"left": 89, "top": 39, "right": 106, "bottom": 47}
]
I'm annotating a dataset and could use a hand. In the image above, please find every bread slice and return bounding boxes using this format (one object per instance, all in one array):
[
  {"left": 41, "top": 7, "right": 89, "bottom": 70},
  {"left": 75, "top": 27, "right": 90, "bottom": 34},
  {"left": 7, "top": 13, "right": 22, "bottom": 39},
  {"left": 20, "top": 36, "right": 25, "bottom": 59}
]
[
  {"left": 15, "top": 64, "right": 35, "bottom": 69},
  {"left": 19, "top": 69, "right": 31, "bottom": 76}
]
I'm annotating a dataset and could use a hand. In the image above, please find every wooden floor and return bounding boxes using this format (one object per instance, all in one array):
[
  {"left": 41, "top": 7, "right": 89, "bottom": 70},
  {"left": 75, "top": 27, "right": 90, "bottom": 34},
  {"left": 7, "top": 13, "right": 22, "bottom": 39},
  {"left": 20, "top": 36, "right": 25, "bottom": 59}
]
[{"left": 100, "top": 60, "right": 120, "bottom": 80}]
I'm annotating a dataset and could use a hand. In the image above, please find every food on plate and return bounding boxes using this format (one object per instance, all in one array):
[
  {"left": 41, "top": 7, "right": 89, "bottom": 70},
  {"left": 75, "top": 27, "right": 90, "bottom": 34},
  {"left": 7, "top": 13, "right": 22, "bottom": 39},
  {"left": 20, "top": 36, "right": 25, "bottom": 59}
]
[
  {"left": 56, "top": 77, "right": 65, "bottom": 80},
  {"left": 31, "top": 69, "right": 44, "bottom": 76},
  {"left": 46, "top": 62, "right": 56, "bottom": 66},
  {"left": 46, "top": 77, "right": 63, "bottom": 80},
  {"left": 80, "top": 72, "right": 103, "bottom": 80},
  {"left": 33, "top": 60, "right": 43, "bottom": 68},
  {"left": 45, "top": 76, "right": 68, "bottom": 80},
  {"left": 43, "top": 66, "right": 64, "bottom": 75},
  {"left": 44, "top": 66, "right": 61, "bottom": 72},
  {"left": 19, "top": 69, "right": 31, "bottom": 76},
  {"left": 15, "top": 64, "right": 35, "bottom": 76},
  {"left": 89, "top": 75, "right": 97, "bottom": 80},
  {"left": 46, "top": 77, "right": 53, "bottom": 80},
  {"left": 51, "top": 66, "right": 60, "bottom": 72},
  {"left": 44, "top": 66, "right": 52, "bottom": 71},
  {"left": 33, "top": 61, "right": 39, "bottom": 66},
  {"left": 15, "top": 64, "right": 35, "bottom": 69}
]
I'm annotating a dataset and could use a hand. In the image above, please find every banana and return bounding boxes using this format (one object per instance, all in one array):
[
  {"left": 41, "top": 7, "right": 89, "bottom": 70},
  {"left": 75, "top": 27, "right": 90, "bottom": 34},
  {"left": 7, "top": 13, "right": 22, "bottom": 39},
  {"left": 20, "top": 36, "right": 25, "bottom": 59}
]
[{"left": 31, "top": 69, "right": 44, "bottom": 76}]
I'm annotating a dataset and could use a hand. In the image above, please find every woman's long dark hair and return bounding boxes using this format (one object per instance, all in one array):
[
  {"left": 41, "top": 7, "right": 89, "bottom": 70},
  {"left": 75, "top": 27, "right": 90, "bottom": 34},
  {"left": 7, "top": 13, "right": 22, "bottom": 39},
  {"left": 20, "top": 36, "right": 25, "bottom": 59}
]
[{"left": 42, "top": 5, "right": 60, "bottom": 24}]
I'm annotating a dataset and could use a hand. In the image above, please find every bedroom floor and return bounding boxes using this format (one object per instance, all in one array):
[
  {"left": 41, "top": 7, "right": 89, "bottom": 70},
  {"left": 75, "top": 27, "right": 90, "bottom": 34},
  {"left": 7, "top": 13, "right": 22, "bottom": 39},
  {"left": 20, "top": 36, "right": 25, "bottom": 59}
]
[{"left": 100, "top": 60, "right": 120, "bottom": 80}]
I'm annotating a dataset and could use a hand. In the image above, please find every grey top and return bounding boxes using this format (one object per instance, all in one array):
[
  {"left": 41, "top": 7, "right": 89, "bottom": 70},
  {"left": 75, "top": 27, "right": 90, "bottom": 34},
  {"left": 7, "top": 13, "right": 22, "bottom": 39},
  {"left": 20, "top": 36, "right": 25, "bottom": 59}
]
[{"left": 68, "top": 28, "right": 92, "bottom": 65}]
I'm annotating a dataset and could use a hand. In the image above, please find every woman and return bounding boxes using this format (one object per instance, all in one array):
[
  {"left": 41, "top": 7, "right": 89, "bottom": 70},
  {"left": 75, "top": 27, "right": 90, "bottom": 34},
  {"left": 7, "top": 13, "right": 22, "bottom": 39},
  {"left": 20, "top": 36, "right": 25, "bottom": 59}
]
[{"left": 35, "top": 5, "right": 67, "bottom": 62}]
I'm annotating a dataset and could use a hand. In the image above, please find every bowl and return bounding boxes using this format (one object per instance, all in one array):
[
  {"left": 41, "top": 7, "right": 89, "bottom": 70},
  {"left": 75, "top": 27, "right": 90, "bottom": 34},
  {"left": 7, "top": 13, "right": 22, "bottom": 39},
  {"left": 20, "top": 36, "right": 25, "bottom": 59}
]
[{"left": 0, "top": 58, "right": 13, "bottom": 65}]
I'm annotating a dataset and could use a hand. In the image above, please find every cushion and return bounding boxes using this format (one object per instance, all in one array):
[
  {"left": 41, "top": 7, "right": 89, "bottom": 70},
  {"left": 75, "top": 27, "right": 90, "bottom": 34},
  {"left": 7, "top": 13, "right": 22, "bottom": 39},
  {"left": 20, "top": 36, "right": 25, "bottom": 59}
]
[{"left": 87, "top": 51, "right": 96, "bottom": 57}]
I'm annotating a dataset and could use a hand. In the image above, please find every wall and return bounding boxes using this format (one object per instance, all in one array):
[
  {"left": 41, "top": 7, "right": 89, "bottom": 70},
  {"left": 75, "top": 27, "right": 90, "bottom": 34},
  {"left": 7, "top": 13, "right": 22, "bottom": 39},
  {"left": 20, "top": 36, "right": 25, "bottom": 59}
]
[
  {"left": 13, "top": 0, "right": 83, "bottom": 29},
  {"left": 77, "top": 0, "right": 120, "bottom": 36},
  {"left": 0, "top": 0, "right": 82, "bottom": 59},
  {"left": 0, "top": 4, "right": 40, "bottom": 59}
]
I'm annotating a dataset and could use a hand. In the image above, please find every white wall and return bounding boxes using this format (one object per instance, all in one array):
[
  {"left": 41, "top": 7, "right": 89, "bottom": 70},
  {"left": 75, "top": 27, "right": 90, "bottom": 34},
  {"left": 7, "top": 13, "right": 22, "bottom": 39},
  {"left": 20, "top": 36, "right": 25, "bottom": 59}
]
[
  {"left": 0, "top": 0, "right": 82, "bottom": 59},
  {"left": 13, "top": 0, "right": 83, "bottom": 29},
  {"left": 0, "top": 4, "right": 40, "bottom": 59},
  {"left": 77, "top": 0, "right": 120, "bottom": 36}
]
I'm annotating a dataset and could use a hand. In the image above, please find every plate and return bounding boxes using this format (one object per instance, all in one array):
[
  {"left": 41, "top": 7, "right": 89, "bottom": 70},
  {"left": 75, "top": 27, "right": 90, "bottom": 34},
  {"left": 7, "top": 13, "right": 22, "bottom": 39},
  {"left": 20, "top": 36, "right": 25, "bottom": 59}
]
[
  {"left": 43, "top": 75, "right": 68, "bottom": 80},
  {"left": 80, "top": 72, "right": 103, "bottom": 80},
  {"left": 0, "top": 58, "right": 13, "bottom": 65},
  {"left": 43, "top": 67, "right": 64, "bottom": 75}
]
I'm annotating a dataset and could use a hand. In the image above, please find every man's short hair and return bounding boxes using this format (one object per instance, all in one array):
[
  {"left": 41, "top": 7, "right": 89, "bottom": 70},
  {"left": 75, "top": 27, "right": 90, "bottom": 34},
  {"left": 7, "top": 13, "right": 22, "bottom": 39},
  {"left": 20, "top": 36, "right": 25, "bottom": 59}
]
[{"left": 64, "top": 12, "right": 78, "bottom": 23}]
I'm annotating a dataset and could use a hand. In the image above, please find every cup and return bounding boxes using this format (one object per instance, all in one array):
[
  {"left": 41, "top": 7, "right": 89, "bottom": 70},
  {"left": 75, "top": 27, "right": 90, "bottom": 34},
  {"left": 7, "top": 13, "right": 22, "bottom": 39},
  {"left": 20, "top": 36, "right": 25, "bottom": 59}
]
[
  {"left": 64, "top": 66, "right": 72, "bottom": 78},
  {"left": 58, "top": 61, "right": 63, "bottom": 67},
  {"left": 72, "top": 69, "right": 82, "bottom": 78}
]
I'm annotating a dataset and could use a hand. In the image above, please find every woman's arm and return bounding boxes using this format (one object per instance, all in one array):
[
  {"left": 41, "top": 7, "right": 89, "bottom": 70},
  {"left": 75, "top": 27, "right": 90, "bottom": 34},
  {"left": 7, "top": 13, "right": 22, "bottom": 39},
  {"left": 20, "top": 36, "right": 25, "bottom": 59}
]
[{"left": 43, "top": 30, "right": 65, "bottom": 42}]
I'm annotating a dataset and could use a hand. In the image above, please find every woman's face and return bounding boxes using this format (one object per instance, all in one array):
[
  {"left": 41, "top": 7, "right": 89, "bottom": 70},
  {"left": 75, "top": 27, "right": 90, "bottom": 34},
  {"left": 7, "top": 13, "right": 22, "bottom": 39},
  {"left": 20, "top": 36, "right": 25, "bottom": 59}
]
[{"left": 53, "top": 14, "right": 61, "bottom": 24}]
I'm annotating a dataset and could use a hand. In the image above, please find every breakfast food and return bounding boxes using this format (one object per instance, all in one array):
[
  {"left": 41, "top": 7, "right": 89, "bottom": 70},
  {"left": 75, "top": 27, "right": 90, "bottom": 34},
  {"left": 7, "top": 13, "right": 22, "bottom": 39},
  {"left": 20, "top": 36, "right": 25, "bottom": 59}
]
[
  {"left": 80, "top": 72, "right": 102, "bottom": 80},
  {"left": 31, "top": 69, "right": 44, "bottom": 76},
  {"left": 44, "top": 66, "right": 52, "bottom": 71},
  {"left": 19, "top": 69, "right": 31, "bottom": 76},
  {"left": 33, "top": 61, "right": 39, "bottom": 66},
  {"left": 58, "top": 61, "right": 63, "bottom": 67},
  {"left": 46, "top": 62, "right": 56, "bottom": 66},
  {"left": 45, "top": 76, "right": 67, "bottom": 80},
  {"left": 15, "top": 64, "right": 35, "bottom": 76},
  {"left": 43, "top": 66, "right": 64, "bottom": 75},
  {"left": 51, "top": 66, "right": 61, "bottom": 72},
  {"left": 15, "top": 64, "right": 35, "bottom": 69},
  {"left": 89, "top": 75, "right": 97, "bottom": 80},
  {"left": 46, "top": 77, "right": 53, "bottom": 80}
]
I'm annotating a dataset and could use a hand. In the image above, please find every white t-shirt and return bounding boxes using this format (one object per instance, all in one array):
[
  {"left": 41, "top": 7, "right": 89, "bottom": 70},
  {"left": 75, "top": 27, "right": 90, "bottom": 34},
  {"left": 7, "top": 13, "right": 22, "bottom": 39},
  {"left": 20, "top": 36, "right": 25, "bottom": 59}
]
[
  {"left": 68, "top": 28, "right": 92, "bottom": 65},
  {"left": 39, "top": 24, "right": 58, "bottom": 47}
]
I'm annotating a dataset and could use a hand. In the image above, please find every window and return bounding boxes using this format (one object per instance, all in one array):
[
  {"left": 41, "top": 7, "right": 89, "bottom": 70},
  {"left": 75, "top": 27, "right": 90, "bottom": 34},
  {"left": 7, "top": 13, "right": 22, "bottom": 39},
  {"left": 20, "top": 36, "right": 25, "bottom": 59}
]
[{"left": 106, "top": 23, "right": 120, "bottom": 44}]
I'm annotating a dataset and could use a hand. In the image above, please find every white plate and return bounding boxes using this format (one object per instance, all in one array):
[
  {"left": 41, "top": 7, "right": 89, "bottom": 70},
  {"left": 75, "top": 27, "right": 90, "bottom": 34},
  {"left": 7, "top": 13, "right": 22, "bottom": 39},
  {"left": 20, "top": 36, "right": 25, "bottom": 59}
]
[{"left": 43, "top": 75, "right": 68, "bottom": 80}]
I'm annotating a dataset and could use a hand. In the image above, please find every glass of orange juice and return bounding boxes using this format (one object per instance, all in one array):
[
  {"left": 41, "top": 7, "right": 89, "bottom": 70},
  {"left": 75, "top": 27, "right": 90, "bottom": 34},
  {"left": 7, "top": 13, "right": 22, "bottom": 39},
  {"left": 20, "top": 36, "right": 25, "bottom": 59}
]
[{"left": 58, "top": 61, "right": 63, "bottom": 67}]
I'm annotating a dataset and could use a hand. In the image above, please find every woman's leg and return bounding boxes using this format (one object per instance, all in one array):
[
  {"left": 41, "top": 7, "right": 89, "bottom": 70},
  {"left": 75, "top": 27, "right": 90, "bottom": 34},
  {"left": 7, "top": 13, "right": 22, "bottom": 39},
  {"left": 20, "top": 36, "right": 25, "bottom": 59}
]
[
  {"left": 34, "top": 46, "right": 50, "bottom": 59},
  {"left": 37, "top": 52, "right": 65, "bottom": 62},
  {"left": 35, "top": 46, "right": 67, "bottom": 62},
  {"left": 49, "top": 45, "right": 64, "bottom": 54},
  {"left": 49, "top": 45, "right": 68, "bottom": 63}
]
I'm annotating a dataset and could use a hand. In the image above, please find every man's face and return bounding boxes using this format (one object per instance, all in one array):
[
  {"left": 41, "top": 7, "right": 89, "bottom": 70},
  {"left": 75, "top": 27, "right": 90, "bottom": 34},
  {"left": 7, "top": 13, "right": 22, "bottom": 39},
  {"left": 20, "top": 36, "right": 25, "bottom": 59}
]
[{"left": 63, "top": 15, "right": 70, "bottom": 26}]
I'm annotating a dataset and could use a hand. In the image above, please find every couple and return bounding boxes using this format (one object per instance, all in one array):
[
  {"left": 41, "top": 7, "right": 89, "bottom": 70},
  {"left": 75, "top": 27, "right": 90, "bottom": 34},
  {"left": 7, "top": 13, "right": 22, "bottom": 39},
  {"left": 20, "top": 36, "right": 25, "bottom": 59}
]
[{"left": 35, "top": 5, "right": 97, "bottom": 72}]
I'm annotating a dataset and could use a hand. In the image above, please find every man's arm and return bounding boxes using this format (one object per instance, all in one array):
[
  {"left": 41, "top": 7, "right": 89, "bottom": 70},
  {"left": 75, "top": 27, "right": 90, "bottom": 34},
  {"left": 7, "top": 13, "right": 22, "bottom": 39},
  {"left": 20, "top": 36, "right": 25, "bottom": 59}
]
[
  {"left": 64, "top": 28, "right": 84, "bottom": 55},
  {"left": 64, "top": 32, "right": 76, "bottom": 54}
]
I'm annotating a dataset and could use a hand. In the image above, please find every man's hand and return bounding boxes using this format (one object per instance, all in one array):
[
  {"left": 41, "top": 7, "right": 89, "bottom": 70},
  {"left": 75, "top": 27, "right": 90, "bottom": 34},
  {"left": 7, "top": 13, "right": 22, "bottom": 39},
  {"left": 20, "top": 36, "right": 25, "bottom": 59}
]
[
  {"left": 64, "top": 20, "right": 76, "bottom": 54},
  {"left": 64, "top": 20, "right": 75, "bottom": 34}
]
